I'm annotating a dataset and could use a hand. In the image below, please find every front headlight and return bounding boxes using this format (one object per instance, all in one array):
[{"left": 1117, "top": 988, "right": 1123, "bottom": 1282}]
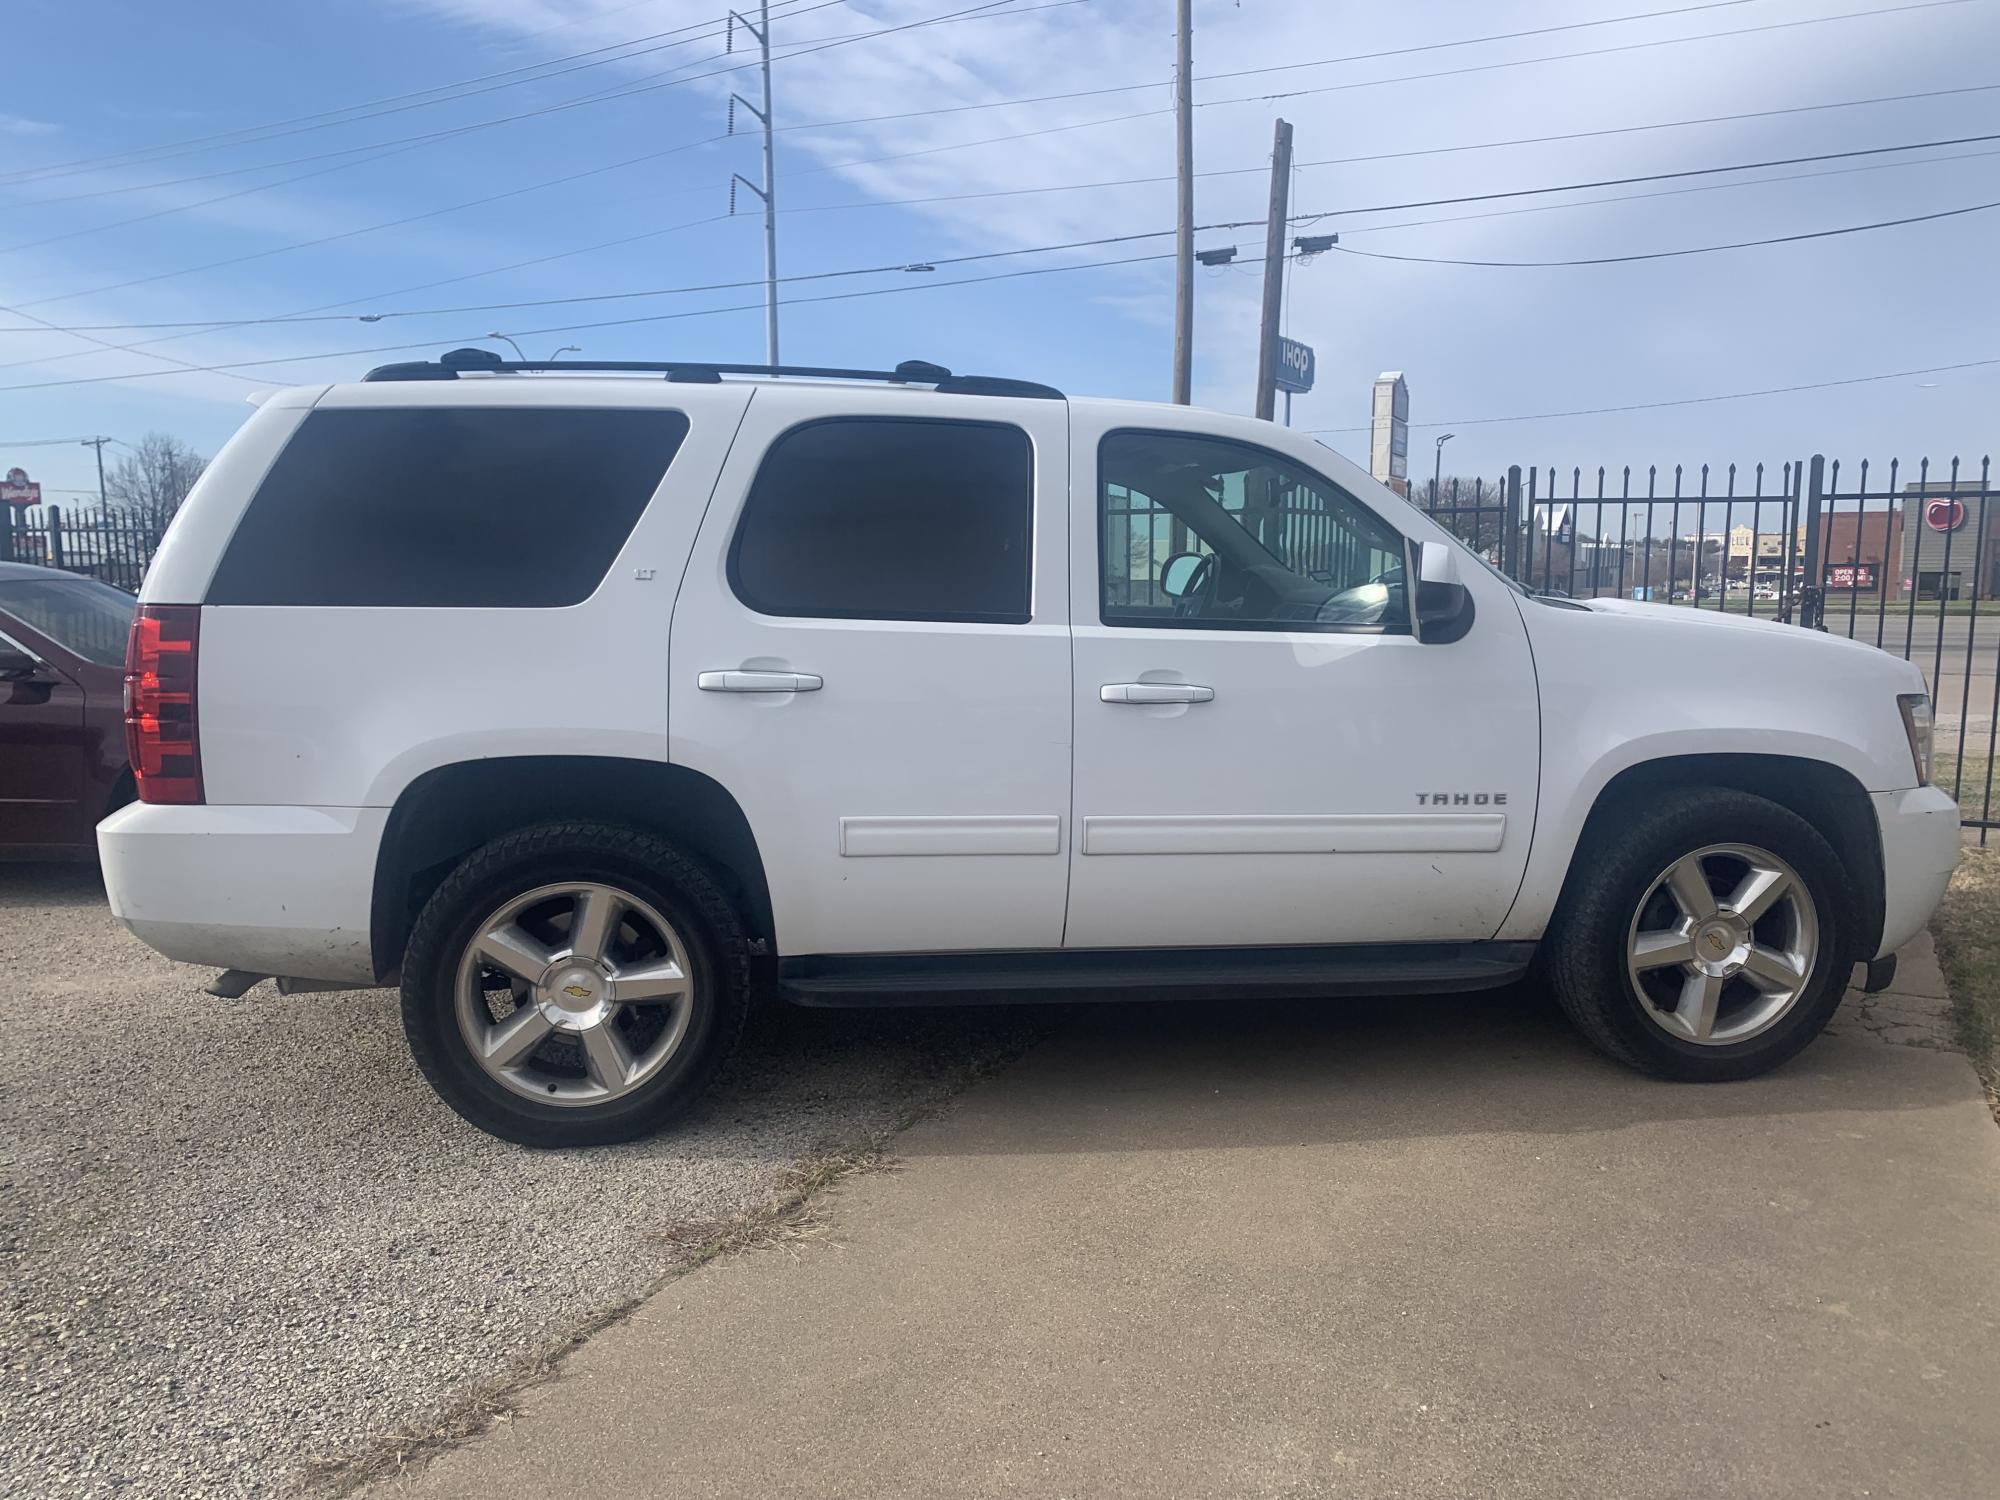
[{"left": 1897, "top": 692, "right": 1933, "bottom": 787}]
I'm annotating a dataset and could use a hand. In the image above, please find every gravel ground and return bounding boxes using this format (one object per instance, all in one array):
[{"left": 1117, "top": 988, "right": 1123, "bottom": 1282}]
[{"left": 0, "top": 864, "right": 1035, "bottom": 1499}]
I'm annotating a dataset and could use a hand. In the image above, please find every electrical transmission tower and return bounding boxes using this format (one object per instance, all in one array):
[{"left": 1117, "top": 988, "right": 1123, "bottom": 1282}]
[{"left": 728, "top": 1, "right": 780, "bottom": 364}]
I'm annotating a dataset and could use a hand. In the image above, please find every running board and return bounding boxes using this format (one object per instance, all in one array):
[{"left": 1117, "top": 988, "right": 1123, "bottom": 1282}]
[{"left": 779, "top": 942, "right": 1536, "bottom": 1008}]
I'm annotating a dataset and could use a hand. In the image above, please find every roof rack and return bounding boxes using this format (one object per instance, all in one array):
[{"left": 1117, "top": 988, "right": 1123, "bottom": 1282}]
[{"left": 361, "top": 347, "right": 1063, "bottom": 399}]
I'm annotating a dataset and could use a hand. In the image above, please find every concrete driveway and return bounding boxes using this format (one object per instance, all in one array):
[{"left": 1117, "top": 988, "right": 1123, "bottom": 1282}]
[{"left": 372, "top": 947, "right": 2000, "bottom": 1500}]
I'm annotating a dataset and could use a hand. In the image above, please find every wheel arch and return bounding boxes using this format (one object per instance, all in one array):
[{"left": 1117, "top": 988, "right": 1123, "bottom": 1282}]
[
  {"left": 1551, "top": 753, "right": 1883, "bottom": 961},
  {"left": 369, "top": 755, "right": 772, "bottom": 983}
]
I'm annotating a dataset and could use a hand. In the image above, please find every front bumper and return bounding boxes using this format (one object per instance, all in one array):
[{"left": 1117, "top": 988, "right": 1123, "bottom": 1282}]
[
  {"left": 97, "top": 802, "right": 388, "bottom": 984},
  {"left": 1872, "top": 785, "right": 1960, "bottom": 958}
]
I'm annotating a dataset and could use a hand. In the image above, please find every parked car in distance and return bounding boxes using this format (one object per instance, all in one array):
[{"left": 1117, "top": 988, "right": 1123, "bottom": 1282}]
[
  {"left": 0, "top": 560, "right": 136, "bottom": 858},
  {"left": 98, "top": 351, "right": 1961, "bottom": 1146}
]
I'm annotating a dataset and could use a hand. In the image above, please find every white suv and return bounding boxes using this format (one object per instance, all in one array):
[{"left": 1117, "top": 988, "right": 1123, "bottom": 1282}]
[{"left": 100, "top": 351, "right": 1961, "bottom": 1146}]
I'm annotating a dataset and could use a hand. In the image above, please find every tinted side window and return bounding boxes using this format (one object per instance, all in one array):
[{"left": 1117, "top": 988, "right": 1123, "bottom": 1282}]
[
  {"left": 207, "top": 406, "right": 690, "bottom": 607},
  {"left": 729, "top": 418, "right": 1032, "bottom": 623},
  {"left": 1099, "top": 430, "right": 1410, "bottom": 633}
]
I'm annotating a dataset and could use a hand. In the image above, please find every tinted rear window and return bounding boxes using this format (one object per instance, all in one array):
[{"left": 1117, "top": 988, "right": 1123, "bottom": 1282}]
[
  {"left": 207, "top": 406, "right": 690, "bottom": 607},
  {"left": 727, "top": 417, "right": 1032, "bottom": 623},
  {"left": 0, "top": 577, "right": 135, "bottom": 665}
]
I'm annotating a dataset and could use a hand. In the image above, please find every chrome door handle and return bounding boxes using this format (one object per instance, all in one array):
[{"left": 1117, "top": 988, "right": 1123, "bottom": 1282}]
[
  {"left": 1100, "top": 682, "right": 1214, "bottom": 705},
  {"left": 698, "top": 670, "right": 824, "bottom": 693}
]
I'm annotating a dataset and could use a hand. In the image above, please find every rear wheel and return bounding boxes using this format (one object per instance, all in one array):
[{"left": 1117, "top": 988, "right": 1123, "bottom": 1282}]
[
  {"left": 1547, "top": 789, "right": 1852, "bottom": 1080},
  {"left": 401, "top": 823, "right": 749, "bottom": 1146}
]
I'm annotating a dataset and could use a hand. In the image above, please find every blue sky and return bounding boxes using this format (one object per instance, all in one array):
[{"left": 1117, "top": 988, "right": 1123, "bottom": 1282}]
[{"left": 1, "top": 0, "right": 1995, "bottom": 506}]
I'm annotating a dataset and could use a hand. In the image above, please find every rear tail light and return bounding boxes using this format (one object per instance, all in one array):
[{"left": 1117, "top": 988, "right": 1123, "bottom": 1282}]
[{"left": 124, "top": 605, "right": 203, "bottom": 805}]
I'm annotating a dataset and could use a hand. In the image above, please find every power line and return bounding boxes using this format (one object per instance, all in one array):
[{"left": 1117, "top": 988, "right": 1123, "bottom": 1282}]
[
  {"left": 0, "top": 0, "right": 1079, "bottom": 260},
  {"left": 771, "top": 0, "right": 1993, "bottom": 185},
  {"left": 0, "top": 0, "right": 1077, "bottom": 222},
  {"left": 1330, "top": 195, "right": 2000, "bottom": 267},
  {"left": 1304, "top": 357, "right": 2000, "bottom": 434},
  {"left": 1324, "top": 143, "right": 2000, "bottom": 239},
  {"left": 1, "top": 0, "right": 1952, "bottom": 231},
  {"left": 0, "top": 0, "right": 841, "bottom": 189},
  {"left": 0, "top": 0, "right": 1742, "bottom": 194},
  {"left": 0, "top": 247, "right": 1202, "bottom": 393},
  {"left": 12, "top": 0, "right": 1947, "bottom": 200},
  {"left": 5, "top": 128, "right": 1992, "bottom": 336},
  {"left": 0, "top": 294, "right": 261, "bottom": 391},
  {"left": 0, "top": 216, "right": 748, "bottom": 377},
  {"left": 771, "top": 80, "right": 2000, "bottom": 218},
  {"left": 4, "top": 0, "right": 1968, "bottom": 306},
  {"left": 8, "top": 154, "right": 1997, "bottom": 392},
  {"left": 0, "top": 436, "right": 116, "bottom": 447},
  {"left": 1208, "top": 0, "right": 1981, "bottom": 90}
]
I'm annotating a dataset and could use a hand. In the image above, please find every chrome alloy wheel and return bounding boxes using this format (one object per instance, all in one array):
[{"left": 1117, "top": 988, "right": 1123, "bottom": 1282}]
[
  {"left": 454, "top": 881, "right": 695, "bottom": 1106},
  {"left": 1625, "top": 843, "right": 1819, "bottom": 1046}
]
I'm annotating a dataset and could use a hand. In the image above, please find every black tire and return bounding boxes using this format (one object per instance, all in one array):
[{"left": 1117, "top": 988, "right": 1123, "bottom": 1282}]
[
  {"left": 401, "top": 822, "right": 750, "bottom": 1147},
  {"left": 1546, "top": 788, "right": 1854, "bottom": 1081}
]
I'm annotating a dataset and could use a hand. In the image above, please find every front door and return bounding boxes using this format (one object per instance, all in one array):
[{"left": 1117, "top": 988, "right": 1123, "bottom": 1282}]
[
  {"left": 670, "top": 386, "right": 1073, "bottom": 957},
  {"left": 1064, "top": 410, "right": 1539, "bottom": 950}
]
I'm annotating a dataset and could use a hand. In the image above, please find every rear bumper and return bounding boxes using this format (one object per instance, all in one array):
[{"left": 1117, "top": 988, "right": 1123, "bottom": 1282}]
[
  {"left": 1872, "top": 785, "right": 1960, "bottom": 958},
  {"left": 97, "top": 802, "right": 387, "bottom": 984}
]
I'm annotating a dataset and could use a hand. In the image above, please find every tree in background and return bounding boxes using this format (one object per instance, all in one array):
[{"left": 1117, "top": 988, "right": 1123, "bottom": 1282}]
[
  {"left": 106, "top": 432, "right": 207, "bottom": 534},
  {"left": 1417, "top": 474, "right": 1508, "bottom": 561}
]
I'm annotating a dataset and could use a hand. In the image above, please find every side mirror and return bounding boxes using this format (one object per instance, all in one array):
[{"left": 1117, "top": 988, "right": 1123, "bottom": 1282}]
[
  {"left": 0, "top": 644, "right": 46, "bottom": 682},
  {"left": 1415, "top": 541, "right": 1475, "bottom": 645},
  {"left": 1159, "top": 551, "right": 1206, "bottom": 599}
]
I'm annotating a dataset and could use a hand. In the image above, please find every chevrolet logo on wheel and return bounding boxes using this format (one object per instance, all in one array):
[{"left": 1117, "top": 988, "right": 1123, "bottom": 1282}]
[{"left": 563, "top": 984, "right": 593, "bottom": 1000}]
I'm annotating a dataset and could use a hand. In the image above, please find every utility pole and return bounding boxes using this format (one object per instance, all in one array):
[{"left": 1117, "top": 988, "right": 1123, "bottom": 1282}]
[
  {"left": 81, "top": 436, "right": 110, "bottom": 508},
  {"left": 1171, "top": 0, "right": 1194, "bottom": 404},
  {"left": 1252, "top": 117, "right": 1293, "bottom": 422},
  {"left": 729, "top": 0, "right": 780, "bottom": 364}
]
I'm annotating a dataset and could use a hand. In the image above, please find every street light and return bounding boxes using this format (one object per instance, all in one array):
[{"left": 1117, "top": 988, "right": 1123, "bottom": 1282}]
[
  {"left": 485, "top": 332, "right": 528, "bottom": 362},
  {"left": 1433, "top": 432, "right": 1456, "bottom": 501},
  {"left": 548, "top": 345, "right": 582, "bottom": 362}
]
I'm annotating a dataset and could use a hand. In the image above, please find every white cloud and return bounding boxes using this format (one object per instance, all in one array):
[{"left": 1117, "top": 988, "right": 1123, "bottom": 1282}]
[
  {"left": 0, "top": 114, "right": 58, "bottom": 137},
  {"left": 14, "top": 0, "right": 1996, "bottom": 467}
]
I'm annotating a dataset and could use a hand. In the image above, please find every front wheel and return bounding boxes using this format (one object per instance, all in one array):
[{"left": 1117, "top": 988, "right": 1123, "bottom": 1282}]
[
  {"left": 400, "top": 823, "right": 749, "bottom": 1146},
  {"left": 1547, "top": 789, "right": 1853, "bottom": 1081}
]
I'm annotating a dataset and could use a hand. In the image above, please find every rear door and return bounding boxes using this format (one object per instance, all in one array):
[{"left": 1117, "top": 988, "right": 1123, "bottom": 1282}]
[
  {"left": 669, "top": 386, "right": 1072, "bottom": 957},
  {"left": 1063, "top": 403, "right": 1540, "bottom": 950}
]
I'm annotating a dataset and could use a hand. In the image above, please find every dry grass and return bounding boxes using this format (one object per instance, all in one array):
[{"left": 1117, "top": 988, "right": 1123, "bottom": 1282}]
[
  {"left": 1931, "top": 846, "right": 2000, "bottom": 1121},
  {"left": 1934, "top": 747, "right": 1998, "bottom": 824}
]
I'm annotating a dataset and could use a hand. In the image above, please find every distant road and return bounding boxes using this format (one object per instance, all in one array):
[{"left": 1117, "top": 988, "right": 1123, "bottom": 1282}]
[
  {"left": 1819, "top": 609, "right": 1999, "bottom": 729},
  {"left": 1583, "top": 594, "right": 2000, "bottom": 729}
]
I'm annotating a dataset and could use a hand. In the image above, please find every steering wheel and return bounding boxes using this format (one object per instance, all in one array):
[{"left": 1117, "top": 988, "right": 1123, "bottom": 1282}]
[{"left": 1172, "top": 553, "right": 1217, "bottom": 617}]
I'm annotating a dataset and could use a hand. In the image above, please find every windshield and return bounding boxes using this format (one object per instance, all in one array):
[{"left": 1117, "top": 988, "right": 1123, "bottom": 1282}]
[{"left": 0, "top": 576, "right": 136, "bottom": 666}]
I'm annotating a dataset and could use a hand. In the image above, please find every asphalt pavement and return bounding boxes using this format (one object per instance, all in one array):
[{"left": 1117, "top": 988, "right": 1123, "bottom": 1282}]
[
  {"left": 370, "top": 939, "right": 2000, "bottom": 1500},
  {"left": 0, "top": 865, "right": 1034, "bottom": 1500}
]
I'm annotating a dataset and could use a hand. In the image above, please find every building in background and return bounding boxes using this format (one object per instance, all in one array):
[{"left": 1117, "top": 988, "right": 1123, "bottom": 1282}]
[
  {"left": 1724, "top": 522, "right": 1803, "bottom": 592},
  {"left": 1807, "top": 506, "right": 1903, "bottom": 598},
  {"left": 1897, "top": 480, "right": 1999, "bottom": 601},
  {"left": 1369, "top": 372, "right": 1409, "bottom": 497}
]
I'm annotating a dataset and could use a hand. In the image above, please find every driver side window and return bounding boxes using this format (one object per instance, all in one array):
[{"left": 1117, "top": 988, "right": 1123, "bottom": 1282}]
[{"left": 1098, "top": 430, "right": 1410, "bottom": 633}]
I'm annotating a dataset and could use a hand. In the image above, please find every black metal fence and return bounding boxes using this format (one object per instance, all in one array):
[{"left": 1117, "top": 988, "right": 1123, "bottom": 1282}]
[
  {"left": 1, "top": 504, "right": 159, "bottom": 593},
  {"left": 1421, "top": 453, "right": 1998, "bottom": 837},
  {"left": 8, "top": 451, "right": 1995, "bottom": 836}
]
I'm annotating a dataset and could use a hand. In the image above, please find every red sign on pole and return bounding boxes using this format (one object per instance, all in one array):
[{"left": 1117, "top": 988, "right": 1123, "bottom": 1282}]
[{"left": 1, "top": 466, "right": 41, "bottom": 507}]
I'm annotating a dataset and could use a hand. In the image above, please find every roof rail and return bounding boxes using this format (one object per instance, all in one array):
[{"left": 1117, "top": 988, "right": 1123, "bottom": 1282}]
[{"left": 361, "top": 347, "right": 1063, "bottom": 399}]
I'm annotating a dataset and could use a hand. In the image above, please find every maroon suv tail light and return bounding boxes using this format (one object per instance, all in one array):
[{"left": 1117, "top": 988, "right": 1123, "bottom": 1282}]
[{"left": 124, "top": 605, "right": 203, "bottom": 805}]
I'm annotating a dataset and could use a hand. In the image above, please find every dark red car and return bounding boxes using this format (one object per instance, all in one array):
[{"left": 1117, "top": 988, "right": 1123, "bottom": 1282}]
[{"left": 0, "top": 560, "right": 136, "bottom": 858}]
